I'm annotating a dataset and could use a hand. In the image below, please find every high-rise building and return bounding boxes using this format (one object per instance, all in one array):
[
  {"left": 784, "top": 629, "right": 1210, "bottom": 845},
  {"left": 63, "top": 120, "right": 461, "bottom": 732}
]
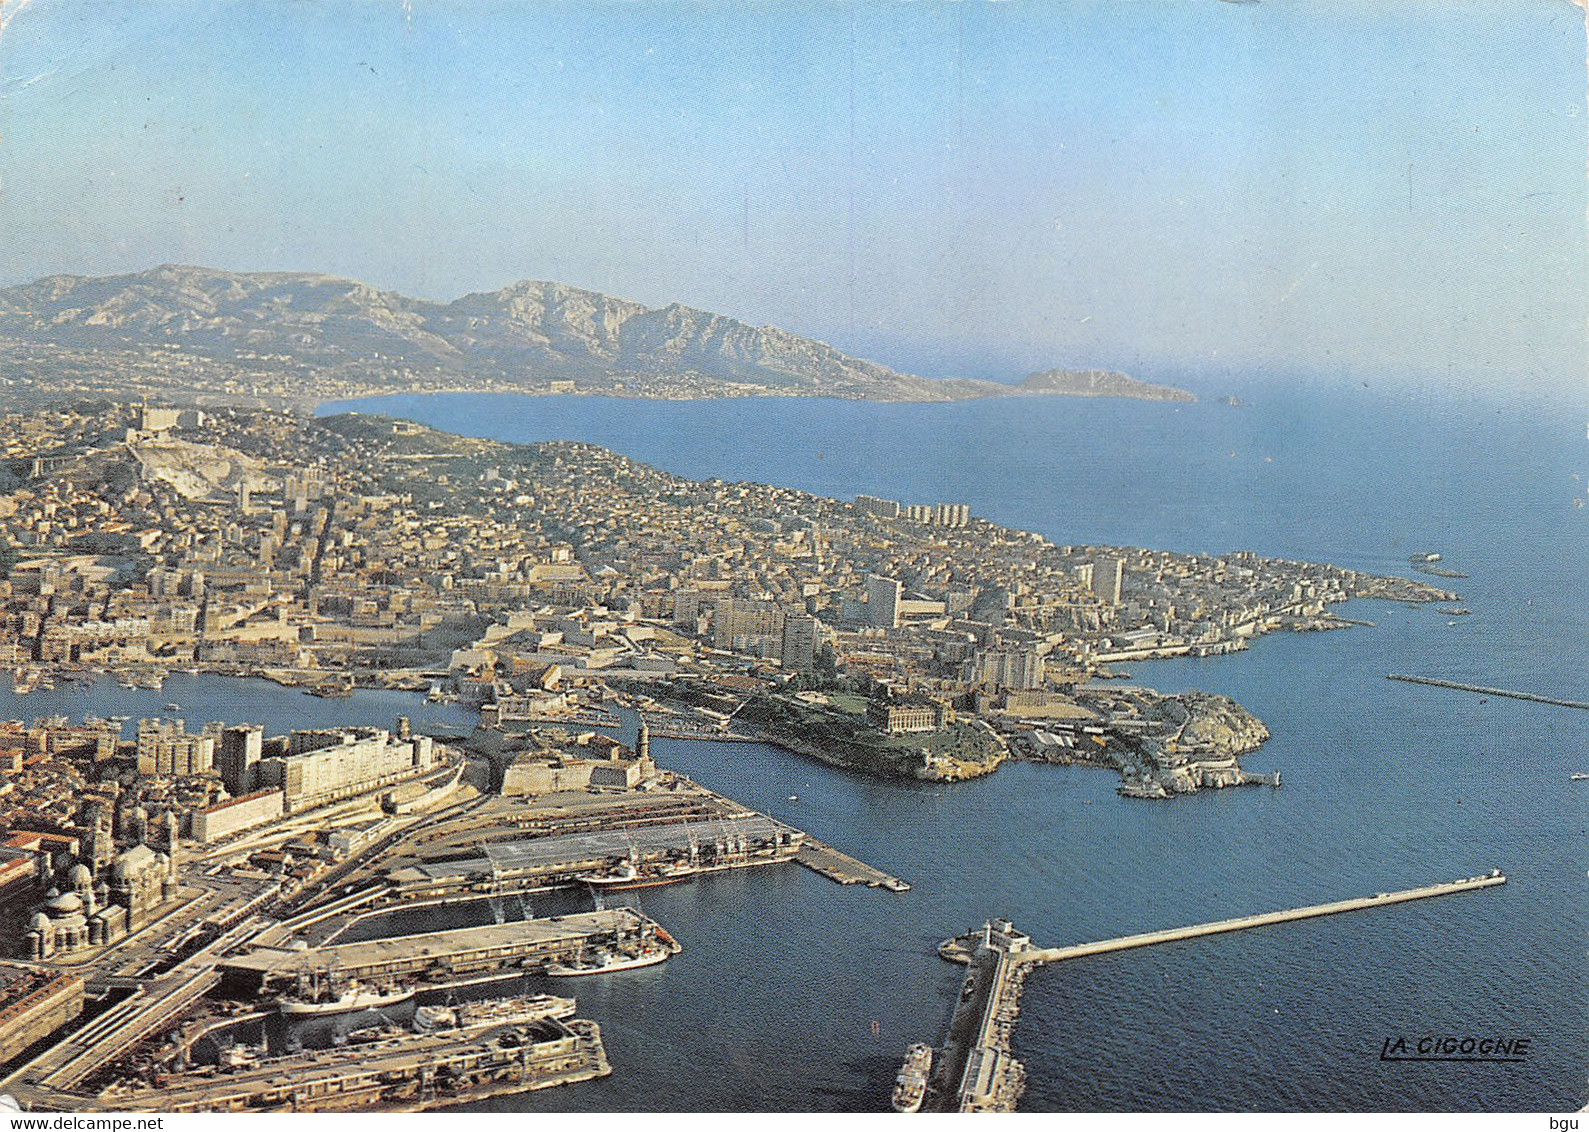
[
  {"left": 865, "top": 575, "right": 902, "bottom": 629},
  {"left": 780, "top": 614, "right": 820, "bottom": 673},
  {"left": 1093, "top": 557, "right": 1123, "bottom": 606},
  {"left": 854, "top": 495, "right": 901, "bottom": 520},
  {"left": 713, "top": 598, "right": 786, "bottom": 652},
  {"left": 217, "top": 725, "right": 263, "bottom": 796},
  {"left": 257, "top": 728, "right": 434, "bottom": 812},
  {"left": 972, "top": 647, "right": 1045, "bottom": 690},
  {"left": 135, "top": 720, "right": 214, "bottom": 777},
  {"left": 933, "top": 503, "right": 971, "bottom": 528}
]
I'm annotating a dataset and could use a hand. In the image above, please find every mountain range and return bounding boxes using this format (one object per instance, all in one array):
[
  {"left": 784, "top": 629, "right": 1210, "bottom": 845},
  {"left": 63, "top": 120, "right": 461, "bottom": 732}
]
[{"left": 0, "top": 265, "right": 1195, "bottom": 404}]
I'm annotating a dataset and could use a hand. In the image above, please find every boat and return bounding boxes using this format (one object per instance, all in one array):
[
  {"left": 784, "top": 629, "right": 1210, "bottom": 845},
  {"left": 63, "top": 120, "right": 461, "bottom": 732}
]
[
  {"left": 543, "top": 940, "right": 673, "bottom": 977},
  {"left": 580, "top": 859, "right": 699, "bottom": 890},
  {"left": 1571, "top": 773, "right": 1589, "bottom": 782},
  {"left": 308, "top": 682, "right": 354, "bottom": 698},
  {"left": 578, "top": 861, "right": 642, "bottom": 888},
  {"left": 412, "top": 1005, "right": 458, "bottom": 1032},
  {"left": 217, "top": 1043, "right": 266, "bottom": 1071},
  {"left": 457, "top": 995, "right": 576, "bottom": 1027},
  {"left": 164, "top": 703, "right": 181, "bottom": 712},
  {"left": 891, "top": 1043, "right": 934, "bottom": 1113},
  {"left": 345, "top": 1022, "right": 403, "bottom": 1044},
  {"left": 277, "top": 980, "right": 415, "bottom": 1016}
]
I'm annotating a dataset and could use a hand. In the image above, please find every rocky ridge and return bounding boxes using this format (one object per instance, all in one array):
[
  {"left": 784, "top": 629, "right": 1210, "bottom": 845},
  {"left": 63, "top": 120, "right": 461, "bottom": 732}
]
[{"left": 0, "top": 265, "right": 1196, "bottom": 404}]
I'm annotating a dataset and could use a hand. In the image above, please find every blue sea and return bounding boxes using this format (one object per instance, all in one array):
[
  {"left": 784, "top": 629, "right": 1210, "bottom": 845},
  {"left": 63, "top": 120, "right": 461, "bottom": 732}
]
[{"left": 11, "top": 384, "right": 1581, "bottom": 1111}]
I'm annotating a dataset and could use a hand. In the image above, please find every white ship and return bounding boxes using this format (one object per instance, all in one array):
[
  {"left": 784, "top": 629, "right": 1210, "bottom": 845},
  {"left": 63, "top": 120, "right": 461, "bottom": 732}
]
[
  {"left": 277, "top": 980, "right": 414, "bottom": 1016},
  {"left": 891, "top": 1043, "right": 934, "bottom": 1112},
  {"left": 543, "top": 939, "right": 674, "bottom": 977}
]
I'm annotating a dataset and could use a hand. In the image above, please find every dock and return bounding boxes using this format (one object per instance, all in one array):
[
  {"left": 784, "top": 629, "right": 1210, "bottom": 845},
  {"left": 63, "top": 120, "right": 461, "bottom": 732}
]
[
  {"left": 912, "top": 872, "right": 1506, "bottom": 1113},
  {"left": 221, "top": 907, "right": 671, "bottom": 993},
  {"left": 90, "top": 1017, "right": 610, "bottom": 1112},
  {"left": 796, "top": 838, "right": 910, "bottom": 892},
  {"left": 1388, "top": 673, "right": 1589, "bottom": 711},
  {"left": 925, "top": 936, "right": 1029, "bottom": 1111}
]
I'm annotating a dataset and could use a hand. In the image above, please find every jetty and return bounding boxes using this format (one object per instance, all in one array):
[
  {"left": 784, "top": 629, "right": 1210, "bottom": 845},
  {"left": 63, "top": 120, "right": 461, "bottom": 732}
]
[
  {"left": 92, "top": 1017, "right": 610, "bottom": 1112},
  {"left": 219, "top": 908, "right": 673, "bottom": 994},
  {"left": 796, "top": 838, "right": 910, "bottom": 891},
  {"left": 1388, "top": 674, "right": 1589, "bottom": 711},
  {"left": 914, "top": 872, "right": 1506, "bottom": 1113}
]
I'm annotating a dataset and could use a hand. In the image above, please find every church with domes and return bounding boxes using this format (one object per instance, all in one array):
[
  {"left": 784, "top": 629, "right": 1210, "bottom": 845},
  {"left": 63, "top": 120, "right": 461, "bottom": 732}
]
[{"left": 24, "top": 827, "right": 180, "bottom": 961}]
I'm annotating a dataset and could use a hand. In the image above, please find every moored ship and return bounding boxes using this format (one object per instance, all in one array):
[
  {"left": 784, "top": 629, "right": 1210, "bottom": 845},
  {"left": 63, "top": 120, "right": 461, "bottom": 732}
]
[
  {"left": 578, "top": 860, "right": 700, "bottom": 890},
  {"left": 544, "top": 939, "right": 675, "bottom": 976},
  {"left": 277, "top": 979, "right": 415, "bottom": 1016},
  {"left": 891, "top": 1043, "right": 934, "bottom": 1112}
]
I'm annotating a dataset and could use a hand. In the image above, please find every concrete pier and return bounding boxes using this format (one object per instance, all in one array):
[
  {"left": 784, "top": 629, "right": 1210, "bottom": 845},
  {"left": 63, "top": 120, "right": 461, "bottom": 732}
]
[
  {"left": 1388, "top": 673, "right": 1589, "bottom": 711},
  {"left": 1021, "top": 871, "right": 1506, "bottom": 964},
  {"left": 914, "top": 873, "right": 1506, "bottom": 1113},
  {"left": 796, "top": 838, "right": 910, "bottom": 891},
  {"left": 221, "top": 907, "right": 671, "bottom": 993},
  {"left": 93, "top": 1018, "right": 611, "bottom": 1112},
  {"left": 925, "top": 928, "right": 1030, "bottom": 1112}
]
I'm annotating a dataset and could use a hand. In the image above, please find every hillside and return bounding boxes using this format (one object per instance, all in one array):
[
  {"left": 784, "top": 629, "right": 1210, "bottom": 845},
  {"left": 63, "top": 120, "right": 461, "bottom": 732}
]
[{"left": 0, "top": 265, "right": 1194, "bottom": 404}]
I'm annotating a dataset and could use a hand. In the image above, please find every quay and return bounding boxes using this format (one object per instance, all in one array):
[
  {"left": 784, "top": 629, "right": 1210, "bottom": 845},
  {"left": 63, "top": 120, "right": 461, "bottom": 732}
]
[
  {"left": 923, "top": 924, "right": 1030, "bottom": 1112},
  {"left": 387, "top": 814, "right": 803, "bottom": 899},
  {"left": 796, "top": 838, "right": 910, "bottom": 892},
  {"left": 221, "top": 907, "right": 671, "bottom": 993},
  {"left": 912, "top": 873, "right": 1506, "bottom": 1113},
  {"left": 1387, "top": 673, "right": 1589, "bottom": 711},
  {"left": 92, "top": 1017, "right": 610, "bottom": 1112}
]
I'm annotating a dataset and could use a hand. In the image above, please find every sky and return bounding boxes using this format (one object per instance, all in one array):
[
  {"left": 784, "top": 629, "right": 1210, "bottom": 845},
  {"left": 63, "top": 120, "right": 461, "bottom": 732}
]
[{"left": 0, "top": 0, "right": 1584, "bottom": 393}]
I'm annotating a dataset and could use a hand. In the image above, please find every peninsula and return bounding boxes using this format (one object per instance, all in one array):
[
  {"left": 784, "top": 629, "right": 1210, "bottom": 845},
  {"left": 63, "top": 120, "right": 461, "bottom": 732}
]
[{"left": 0, "top": 403, "right": 1452, "bottom": 802}]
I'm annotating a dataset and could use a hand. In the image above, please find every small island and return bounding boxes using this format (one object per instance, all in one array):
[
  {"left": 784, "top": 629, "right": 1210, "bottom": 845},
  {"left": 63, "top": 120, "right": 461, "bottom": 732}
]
[{"left": 1017, "top": 368, "right": 1197, "bottom": 403}]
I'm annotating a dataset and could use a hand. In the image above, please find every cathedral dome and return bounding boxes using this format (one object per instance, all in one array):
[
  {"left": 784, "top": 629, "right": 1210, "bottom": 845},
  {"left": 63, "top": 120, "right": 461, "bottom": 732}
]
[{"left": 45, "top": 892, "right": 82, "bottom": 915}]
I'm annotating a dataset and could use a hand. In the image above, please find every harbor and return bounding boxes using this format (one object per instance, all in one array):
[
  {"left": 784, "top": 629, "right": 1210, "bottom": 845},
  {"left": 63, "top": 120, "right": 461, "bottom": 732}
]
[{"left": 908, "top": 873, "right": 1508, "bottom": 1113}]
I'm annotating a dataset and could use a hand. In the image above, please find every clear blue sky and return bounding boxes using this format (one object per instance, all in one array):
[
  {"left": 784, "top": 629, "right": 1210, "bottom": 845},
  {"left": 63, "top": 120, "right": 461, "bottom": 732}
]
[{"left": 0, "top": 0, "right": 1584, "bottom": 391}]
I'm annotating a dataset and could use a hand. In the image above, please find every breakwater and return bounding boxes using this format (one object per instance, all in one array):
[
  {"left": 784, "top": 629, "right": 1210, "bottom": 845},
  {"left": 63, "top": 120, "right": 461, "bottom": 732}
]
[
  {"left": 1387, "top": 674, "right": 1589, "bottom": 711},
  {"left": 917, "top": 872, "right": 1507, "bottom": 1113}
]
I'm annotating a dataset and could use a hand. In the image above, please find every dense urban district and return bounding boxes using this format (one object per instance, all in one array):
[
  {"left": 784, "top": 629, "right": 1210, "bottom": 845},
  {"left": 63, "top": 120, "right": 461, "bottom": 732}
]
[{"left": 0, "top": 400, "right": 1453, "bottom": 1111}]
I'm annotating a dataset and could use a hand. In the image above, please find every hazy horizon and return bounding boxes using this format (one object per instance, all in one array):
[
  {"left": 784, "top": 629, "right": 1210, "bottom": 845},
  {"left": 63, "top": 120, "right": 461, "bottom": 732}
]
[{"left": 1, "top": 0, "right": 1584, "bottom": 394}]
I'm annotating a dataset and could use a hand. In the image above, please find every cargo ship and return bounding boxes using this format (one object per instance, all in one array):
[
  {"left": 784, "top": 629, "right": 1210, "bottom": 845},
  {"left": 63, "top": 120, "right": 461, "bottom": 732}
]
[{"left": 891, "top": 1043, "right": 934, "bottom": 1113}]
